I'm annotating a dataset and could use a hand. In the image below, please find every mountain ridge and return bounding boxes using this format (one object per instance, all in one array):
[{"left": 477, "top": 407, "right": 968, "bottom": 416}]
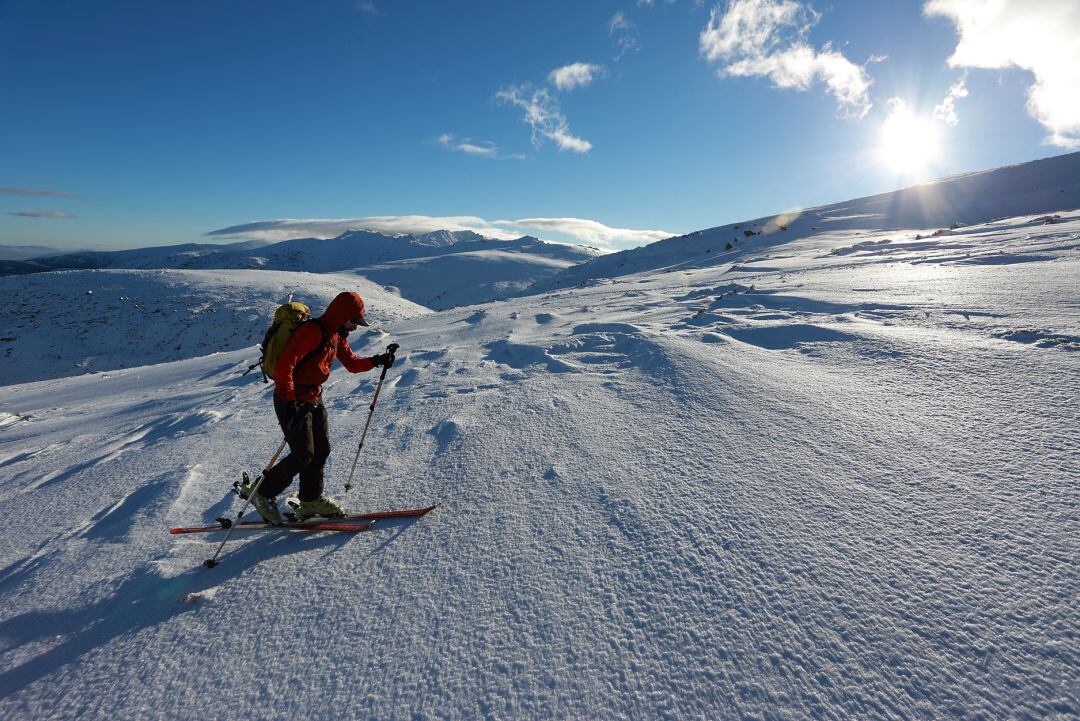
[{"left": 529, "top": 150, "right": 1080, "bottom": 293}]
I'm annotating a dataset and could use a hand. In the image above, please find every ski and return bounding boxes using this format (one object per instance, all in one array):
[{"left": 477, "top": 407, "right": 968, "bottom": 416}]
[
  {"left": 283, "top": 499, "right": 438, "bottom": 523},
  {"left": 171, "top": 520, "right": 372, "bottom": 535},
  {"left": 169, "top": 504, "right": 436, "bottom": 535}
]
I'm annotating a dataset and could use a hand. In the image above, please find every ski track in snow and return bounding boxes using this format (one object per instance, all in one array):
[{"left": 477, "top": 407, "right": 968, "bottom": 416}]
[{"left": 0, "top": 203, "right": 1077, "bottom": 719}]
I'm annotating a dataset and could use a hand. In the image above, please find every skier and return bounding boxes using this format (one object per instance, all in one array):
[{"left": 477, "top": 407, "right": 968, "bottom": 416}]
[{"left": 251, "top": 291, "right": 394, "bottom": 525}]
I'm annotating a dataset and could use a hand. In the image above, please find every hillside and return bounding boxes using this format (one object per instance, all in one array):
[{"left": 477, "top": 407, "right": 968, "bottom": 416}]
[
  {"left": 0, "top": 156, "right": 1076, "bottom": 719},
  {"left": 23, "top": 230, "right": 602, "bottom": 309},
  {"left": 0, "top": 245, "right": 70, "bottom": 261},
  {"left": 346, "top": 248, "right": 583, "bottom": 310},
  {"left": 1, "top": 269, "right": 429, "bottom": 385},
  {"left": 532, "top": 151, "right": 1080, "bottom": 292}
]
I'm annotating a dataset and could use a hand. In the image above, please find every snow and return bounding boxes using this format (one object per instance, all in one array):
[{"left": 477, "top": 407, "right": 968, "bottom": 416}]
[
  {"left": 1, "top": 268, "right": 429, "bottom": 385},
  {"left": 0, "top": 155, "right": 1078, "bottom": 720},
  {"left": 26, "top": 229, "right": 602, "bottom": 309},
  {"left": 532, "top": 151, "right": 1080, "bottom": 293},
  {"left": 353, "top": 249, "right": 582, "bottom": 310}
]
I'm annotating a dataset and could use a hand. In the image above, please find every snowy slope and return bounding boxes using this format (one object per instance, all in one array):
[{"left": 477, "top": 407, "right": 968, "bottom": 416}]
[
  {"left": 349, "top": 248, "right": 584, "bottom": 310},
  {"left": 0, "top": 259, "right": 45, "bottom": 276},
  {"left": 30, "top": 238, "right": 272, "bottom": 270},
  {"left": 34, "top": 230, "right": 598, "bottom": 275},
  {"left": 1, "top": 269, "right": 429, "bottom": 385},
  {"left": 30, "top": 230, "right": 601, "bottom": 309},
  {"left": 533, "top": 150, "right": 1080, "bottom": 292},
  {"left": 0, "top": 190, "right": 1076, "bottom": 720},
  {"left": 0, "top": 245, "right": 69, "bottom": 261}
]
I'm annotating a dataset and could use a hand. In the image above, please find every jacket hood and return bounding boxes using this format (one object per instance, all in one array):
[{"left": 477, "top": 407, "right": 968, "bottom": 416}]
[{"left": 321, "top": 291, "right": 366, "bottom": 330}]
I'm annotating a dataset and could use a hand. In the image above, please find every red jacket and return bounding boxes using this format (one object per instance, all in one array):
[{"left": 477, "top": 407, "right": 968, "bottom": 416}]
[{"left": 274, "top": 292, "right": 375, "bottom": 402}]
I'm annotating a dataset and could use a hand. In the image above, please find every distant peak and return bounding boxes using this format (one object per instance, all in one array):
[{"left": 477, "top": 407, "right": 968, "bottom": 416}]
[{"left": 414, "top": 230, "right": 488, "bottom": 246}]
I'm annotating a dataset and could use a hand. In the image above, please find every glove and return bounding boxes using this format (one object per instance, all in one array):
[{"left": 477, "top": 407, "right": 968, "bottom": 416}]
[
  {"left": 370, "top": 352, "right": 395, "bottom": 369},
  {"left": 291, "top": 401, "right": 316, "bottom": 416}
]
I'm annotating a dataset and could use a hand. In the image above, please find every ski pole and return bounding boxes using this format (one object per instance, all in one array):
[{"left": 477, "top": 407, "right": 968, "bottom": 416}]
[
  {"left": 344, "top": 343, "right": 399, "bottom": 494},
  {"left": 204, "top": 418, "right": 299, "bottom": 568}
]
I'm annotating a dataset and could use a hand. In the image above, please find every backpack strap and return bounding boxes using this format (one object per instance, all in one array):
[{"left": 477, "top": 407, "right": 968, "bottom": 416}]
[{"left": 295, "top": 319, "right": 331, "bottom": 371}]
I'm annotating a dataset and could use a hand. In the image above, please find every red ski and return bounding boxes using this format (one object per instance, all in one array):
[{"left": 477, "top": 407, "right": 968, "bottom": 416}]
[
  {"left": 169, "top": 504, "right": 436, "bottom": 535},
  {"left": 171, "top": 520, "right": 372, "bottom": 535}
]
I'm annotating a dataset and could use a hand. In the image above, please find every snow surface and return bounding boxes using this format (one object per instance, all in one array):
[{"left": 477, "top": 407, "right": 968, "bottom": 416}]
[
  {"left": 1, "top": 269, "right": 429, "bottom": 385},
  {"left": 26, "top": 229, "right": 602, "bottom": 309},
  {"left": 0, "top": 157, "right": 1078, "bottom": 720},
  {"left": 532, "top": 151, "right": 1080, "bottom": 293},
  {"left": 349, "top": 249, "right": 583, "bottom": 310}
]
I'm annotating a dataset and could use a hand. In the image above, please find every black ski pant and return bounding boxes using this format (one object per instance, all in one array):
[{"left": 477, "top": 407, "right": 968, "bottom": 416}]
[{"left": 260, "top": 395, "right": 330, "bottom": 502}]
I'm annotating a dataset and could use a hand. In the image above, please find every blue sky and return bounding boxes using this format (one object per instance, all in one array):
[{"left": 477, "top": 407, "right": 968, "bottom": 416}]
[{"left": 1, "top": 0, "right": 1077, "bottom": 251}]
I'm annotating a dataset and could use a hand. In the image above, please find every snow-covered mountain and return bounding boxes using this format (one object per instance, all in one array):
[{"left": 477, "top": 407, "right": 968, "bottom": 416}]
[
  {"left": 0, "top": 244, "right": 76, "bottom": 274},
  {"left": 2, "top": 269, "right": 428, "bottom": 385},
  {"left": 0, "top": 259, "right": 46, "bottom": 276},
  {"left": 0, "top": 154, "right": 1076, "bottom": 720},
  {"left": 346, "top": 246, "right": 593, "bottom": 310},
  {"left": 27, "top": 229, "right": 602, "bottom": 308},
  {"left": 532, "top": 150, "right": 1080, "bottom": 292},
  {"left": 0, "top": 244, "right": 70, "bottom": 261},
  {"left": 23, "top": 237, "right": 271, "bottom": 271}
]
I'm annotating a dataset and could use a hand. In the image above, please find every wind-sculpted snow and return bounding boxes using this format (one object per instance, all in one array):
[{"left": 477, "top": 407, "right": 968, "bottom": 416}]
[
  {"left": 532, "top": 151, "right": 1080, "bottom": 291},
  {"left": 0, "top": 268, "right": 428, "bottom": 385},
  {"left": 0, "top": 199, "right": 1076, "bottom": 720},
  {"left": 350, "top": 249, "right": 581, "bottom": 310}
]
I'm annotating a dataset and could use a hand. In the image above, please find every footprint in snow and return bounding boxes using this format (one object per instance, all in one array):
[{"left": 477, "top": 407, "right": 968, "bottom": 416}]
[{"left": 428, "top": 419, "right": 461, "bottom": 453}]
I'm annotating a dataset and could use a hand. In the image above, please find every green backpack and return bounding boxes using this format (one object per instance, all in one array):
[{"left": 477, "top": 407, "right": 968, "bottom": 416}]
[{"left": 247, "top": 301, "right": 329, "bottom": 383}]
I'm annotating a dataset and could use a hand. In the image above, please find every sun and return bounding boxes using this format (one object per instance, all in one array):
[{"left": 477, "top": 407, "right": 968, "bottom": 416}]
[{"left": 879, "top": 98, "right": 941, "bottom": 179}]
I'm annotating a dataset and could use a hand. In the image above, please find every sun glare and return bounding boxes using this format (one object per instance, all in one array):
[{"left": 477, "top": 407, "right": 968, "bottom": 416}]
[{"left": 880, "top": 98, "right": 941, "bottom": 179}]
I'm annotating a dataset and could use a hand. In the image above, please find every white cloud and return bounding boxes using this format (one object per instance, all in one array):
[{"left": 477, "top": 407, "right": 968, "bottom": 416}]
[
  {"left": 0, "top": 186, "right": 83, "bottom": 200},
  {"left": 609, "top": 10, "right": 633, "bottom": 34},
  {"left": 496, "top": 85, "right": 593, "bottom": 153},
  {"left": 6, "top": 211, "right": 77, "bottom": 219},
  {"left": 355, "top": 1, "right": 378, "bottom": 15},
  {"left": 933, "top": 76, "right": 968, "bottom": 125},
  {"left": 549, "top": 62, "right": 606, "bottom": 92},
  {"left": 436, "top": 133, "right": 499, "bottom": 158},
  {"left": 608, "top": 11, "right": 640, "bottom": 60},
  {"left": 436, "top": 133, "right": 525, "bottom": 160},
  {"left": 207, "top": 215, "right": 674, "bottom": 249},
  {"left": 502, "top": 218, "right": 673, "bottom": 249},
  {"left": 924, "top": 0, "right": 1080, "bottom": 148},
  {"left": 700, "top": 0, "right": 873, "bottom": 119},
  {"left": 457, "top": 142, "right": 497, "bottom": 156},
  {"left": 700, "top": 0, "right": 810, "bottom": 61}
]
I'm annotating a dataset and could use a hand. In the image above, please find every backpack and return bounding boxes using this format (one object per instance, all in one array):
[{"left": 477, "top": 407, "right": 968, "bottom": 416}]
[{"left": 246, "top": 301, "right": 329, "bottom": 383}]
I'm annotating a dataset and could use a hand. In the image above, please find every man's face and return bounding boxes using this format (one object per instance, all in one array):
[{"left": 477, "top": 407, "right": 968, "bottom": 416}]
[{"left": 343, "top": 313, "right": 367, "bottom": 332}]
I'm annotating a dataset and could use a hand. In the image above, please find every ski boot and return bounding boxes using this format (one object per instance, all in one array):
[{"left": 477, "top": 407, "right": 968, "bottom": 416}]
[
  {"left": 294, "top": 496, "right": 346, "bottom": 521},
  {"left": 251, "top": 492, "right": 283, "bottom": 526}
]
